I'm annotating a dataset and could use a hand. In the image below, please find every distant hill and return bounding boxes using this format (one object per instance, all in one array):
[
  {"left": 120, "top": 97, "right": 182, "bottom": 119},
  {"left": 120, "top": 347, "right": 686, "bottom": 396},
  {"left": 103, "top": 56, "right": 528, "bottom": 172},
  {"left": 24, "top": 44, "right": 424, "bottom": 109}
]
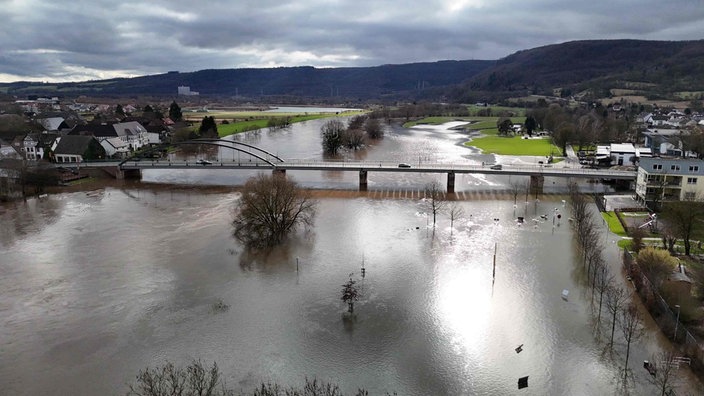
[
  {"left": 3, "top": 39, "right": 704, "bottom": 103},
  {"left": 451, "top": 39, "right": 704, "bottom": 102},
  {"left": 0, "top": 61, "right": 493, "bottom": 100}
]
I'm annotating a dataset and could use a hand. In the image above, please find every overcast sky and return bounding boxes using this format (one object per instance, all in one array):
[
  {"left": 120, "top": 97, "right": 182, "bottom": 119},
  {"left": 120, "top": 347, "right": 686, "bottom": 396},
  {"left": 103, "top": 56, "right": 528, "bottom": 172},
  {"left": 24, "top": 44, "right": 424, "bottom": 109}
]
[{"left": 1, "top": 0, "right": 704, "bottom": 83}]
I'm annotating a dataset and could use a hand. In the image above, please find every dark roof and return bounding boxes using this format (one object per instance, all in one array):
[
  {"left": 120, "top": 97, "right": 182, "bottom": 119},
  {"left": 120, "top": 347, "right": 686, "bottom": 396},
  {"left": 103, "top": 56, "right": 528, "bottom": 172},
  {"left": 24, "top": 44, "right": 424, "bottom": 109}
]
[
  {"left": 38, "top": 132, "right": 59, "bottom": 147},
  {"left": 69, "top": 123, "right": 117, "bottom": 138},
  {"left": 54, "top": 135, "right": 98, "bottom": 155},
  {"left": 145, "top": 124, "right": 167, "bottom": 133}
]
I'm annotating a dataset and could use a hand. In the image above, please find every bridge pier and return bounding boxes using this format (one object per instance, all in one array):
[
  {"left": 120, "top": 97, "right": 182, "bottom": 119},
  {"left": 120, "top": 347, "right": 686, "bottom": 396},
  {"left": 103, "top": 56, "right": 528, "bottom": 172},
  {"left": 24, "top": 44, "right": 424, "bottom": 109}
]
[
  {"left": 115, "top": 168, "right": 142, "bottom": 180},
  {"left": 447, "top": 172, "right": 455, "bottom": 194},
  {"left": 359, "top": 170, "right": 368, "bottom": 191},
  {"left": 530, "top": 175, "right": 544, "bottom": 195}
]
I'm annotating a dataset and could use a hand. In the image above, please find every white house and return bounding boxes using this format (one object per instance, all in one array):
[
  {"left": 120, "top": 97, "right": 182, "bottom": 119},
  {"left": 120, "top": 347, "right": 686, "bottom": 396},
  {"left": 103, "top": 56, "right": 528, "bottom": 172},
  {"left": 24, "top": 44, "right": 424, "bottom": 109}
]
[
  {"left": 69, "top": 121, "right": 149, "bottom": 152},
  {"left": 100, "top": 137, "right": 129, "bottom": 158}
]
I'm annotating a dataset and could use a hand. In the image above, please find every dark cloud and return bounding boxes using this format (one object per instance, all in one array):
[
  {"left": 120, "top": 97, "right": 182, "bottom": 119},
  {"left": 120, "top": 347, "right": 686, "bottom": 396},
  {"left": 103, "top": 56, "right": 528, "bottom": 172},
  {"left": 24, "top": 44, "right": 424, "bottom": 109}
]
[{"left": 1, "top": 0, "right": 704, "bottom": 82}]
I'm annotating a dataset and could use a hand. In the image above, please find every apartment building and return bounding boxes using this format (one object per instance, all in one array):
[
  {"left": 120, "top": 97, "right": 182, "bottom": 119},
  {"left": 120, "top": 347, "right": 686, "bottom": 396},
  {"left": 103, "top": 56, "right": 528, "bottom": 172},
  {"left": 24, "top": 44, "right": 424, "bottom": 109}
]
[{"left": 636, "top": 157, "right": 704, "bottom": 208}]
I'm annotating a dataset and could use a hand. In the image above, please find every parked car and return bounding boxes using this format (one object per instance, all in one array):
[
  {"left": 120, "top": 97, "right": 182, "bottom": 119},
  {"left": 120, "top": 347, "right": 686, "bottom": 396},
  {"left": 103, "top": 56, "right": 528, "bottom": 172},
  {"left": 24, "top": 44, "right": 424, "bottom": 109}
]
[
  {"left": 490, "top": 164, "right": 502, "bottom": 170},
  {"left": 197, "top": 159, "right": 212, "bottom": 165},
  {"left": 398, "top": 163, "right": 411, "bottom": 168}
]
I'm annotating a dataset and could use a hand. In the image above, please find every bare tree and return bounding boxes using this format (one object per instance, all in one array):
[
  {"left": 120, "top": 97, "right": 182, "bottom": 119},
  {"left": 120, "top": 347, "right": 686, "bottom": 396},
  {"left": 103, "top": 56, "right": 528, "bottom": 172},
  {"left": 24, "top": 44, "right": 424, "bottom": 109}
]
[
  {"left": 127, "top": 360, "right": 224, "bottom": 396},
  {"left": 647, "top": 350, "right": 680, "bottom": 396},
  {"left": 662, "top": 200, "right": 704, "bottom": 256},
  {"left": 424, "top": 181, "right": 446, "bottom": 227},
  {"left": 636, "top": 247, "right": 678, "bottom": 291},
  {"left": 620, "top": 303, "right": 646, "bottom": 384},
  {"left": 320, "top": 119, "right": 345, "bottom": 154},
  {"left": 232, "top": 174, "right": 316, "bottom": 249},
  {"left": 660, "top": 224, "right": 678, "bottom": 254},
  {"left": 364, "top": 117, "right": 384, "bottom": 139},
  {"left": 630, "top": 227, "right": 646, "bottom": 254},
  {"left": 347, "top": 114, "right": 367, "bottom": 130},
  {"left": 594, "top": 266, "right": 613, "bottom": 328},
  {"left": 509, "top": 179, "right": 522, "bottom": 205},
  {"left": 606, "top": 286, "right": 628, "bottom": 351},
  {"left": 448, "top": 203, "right": 465, "bottom": 237},
  {"left": 522, "top": 180, "right": 531, "bottom": 204},
  {"left": 342, "top": 128, "right": 365, "bottom": 149}
]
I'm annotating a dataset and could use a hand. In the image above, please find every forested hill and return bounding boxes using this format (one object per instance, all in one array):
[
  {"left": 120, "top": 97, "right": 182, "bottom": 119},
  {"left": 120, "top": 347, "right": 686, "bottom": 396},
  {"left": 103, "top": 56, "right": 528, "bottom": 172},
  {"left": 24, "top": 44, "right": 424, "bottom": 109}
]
[
  {"left": 4, "top": 39, "right": 704, "bottom": 102},
  {"left": 0, "top": 60, "right": 493, "bottom": 100},
  {"left": 450, "top": 39, "right": 704, "bottom": 102}
]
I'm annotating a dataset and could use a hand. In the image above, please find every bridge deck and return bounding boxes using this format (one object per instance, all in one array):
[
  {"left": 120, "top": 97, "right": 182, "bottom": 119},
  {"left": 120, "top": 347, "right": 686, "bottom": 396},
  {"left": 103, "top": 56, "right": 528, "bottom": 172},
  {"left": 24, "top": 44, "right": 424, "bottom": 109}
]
[{"left": 113, "top": 159, "right": 636, "bottom": 180}]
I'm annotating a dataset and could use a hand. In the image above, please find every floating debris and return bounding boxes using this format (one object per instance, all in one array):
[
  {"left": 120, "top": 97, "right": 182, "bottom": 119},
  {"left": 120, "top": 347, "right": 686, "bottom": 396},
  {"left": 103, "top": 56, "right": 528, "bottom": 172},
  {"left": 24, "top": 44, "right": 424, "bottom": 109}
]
[
  {"left": 515, "top": 344, "right": 523, "bottom": 353},
  {"left": 518, "top": 376, "right": 529, "bottom": 389},
  {"left": 561, "top": 289, "right": 569, "bottom": 300},
  {"left": 211, "top": 299, "right": 230, "bottom": 313}
]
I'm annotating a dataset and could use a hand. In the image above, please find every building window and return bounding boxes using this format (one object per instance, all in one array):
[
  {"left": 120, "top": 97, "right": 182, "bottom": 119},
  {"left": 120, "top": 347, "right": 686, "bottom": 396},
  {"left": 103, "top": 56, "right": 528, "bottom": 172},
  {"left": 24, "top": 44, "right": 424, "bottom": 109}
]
[
  {"left": 685, "top": 192, "right": 696, "bottom": 200},
  {"left": 688, "top": 177, "right": 697, "bottom": 185},
  {"left": 671, "top": 165, "right": 680, "bottom": 171},
  {"left": 653, "top": 164, "right": 662, "bottom": 170},
  {"left": 690, "top": 165, "right": 699, "bottom": 172}
]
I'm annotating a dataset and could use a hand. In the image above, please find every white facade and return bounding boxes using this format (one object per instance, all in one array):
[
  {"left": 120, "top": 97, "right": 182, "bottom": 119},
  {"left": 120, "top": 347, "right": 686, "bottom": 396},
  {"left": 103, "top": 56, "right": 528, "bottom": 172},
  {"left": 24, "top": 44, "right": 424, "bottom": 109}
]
[
  {"left": 100, "top": 137, "right": 129, "bottom": 158},
  {"left": 636, "top": 158, "right": 704, "bottom": 205},
  {"left": 178, "top": 86, "right": 199, "bottom": 96}
]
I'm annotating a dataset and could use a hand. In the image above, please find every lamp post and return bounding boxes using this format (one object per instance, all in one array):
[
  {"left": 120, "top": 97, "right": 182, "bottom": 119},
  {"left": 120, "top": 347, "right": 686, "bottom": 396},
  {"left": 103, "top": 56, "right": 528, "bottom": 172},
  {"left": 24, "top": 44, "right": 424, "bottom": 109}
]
[{"left": 674, "top": 304, "right": 681, "bottom": 341}]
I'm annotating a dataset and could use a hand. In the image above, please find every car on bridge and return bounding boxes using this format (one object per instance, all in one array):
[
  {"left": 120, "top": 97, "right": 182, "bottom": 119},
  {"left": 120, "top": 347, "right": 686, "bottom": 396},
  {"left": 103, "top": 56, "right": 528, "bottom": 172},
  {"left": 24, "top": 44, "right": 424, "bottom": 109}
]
[
  {"left": 197, "top": 159, "right": 212, "bottom": 165},
  {"left": 398, "top": 163, "right": 411, "bottom": 168},
  {"left": 490, "top": 164, "right": 502, "bottom": 170}
]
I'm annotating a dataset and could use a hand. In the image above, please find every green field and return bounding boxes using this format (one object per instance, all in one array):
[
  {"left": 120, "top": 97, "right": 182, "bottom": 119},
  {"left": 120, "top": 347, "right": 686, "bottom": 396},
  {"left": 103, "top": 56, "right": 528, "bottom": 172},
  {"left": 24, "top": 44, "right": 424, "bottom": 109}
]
[
  {"left": 404, "top": 116, "right": 526, "bottom": 134},
  {"left": 184, "top": 109, "right": 364, "bottom": 137},
  {"left": 465, "top": 136, "right": 559, "bottom": 156}
]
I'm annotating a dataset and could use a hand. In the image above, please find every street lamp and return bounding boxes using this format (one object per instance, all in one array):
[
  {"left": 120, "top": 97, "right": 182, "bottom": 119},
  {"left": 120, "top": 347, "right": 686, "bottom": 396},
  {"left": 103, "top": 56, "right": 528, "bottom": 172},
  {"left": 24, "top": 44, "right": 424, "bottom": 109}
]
[{"left": 674, "top": 304, "right": 681, "bottom": 341}]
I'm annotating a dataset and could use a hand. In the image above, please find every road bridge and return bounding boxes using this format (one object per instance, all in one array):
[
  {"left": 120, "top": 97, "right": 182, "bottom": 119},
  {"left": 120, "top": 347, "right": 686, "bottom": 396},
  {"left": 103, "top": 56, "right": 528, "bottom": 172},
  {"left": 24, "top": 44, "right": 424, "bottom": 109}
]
[
  {"left": 66, "top": 158, "right": 636, "bottom": 193},
  {"left": 55, "top": 139, "right": 636, "bottom": 193}
]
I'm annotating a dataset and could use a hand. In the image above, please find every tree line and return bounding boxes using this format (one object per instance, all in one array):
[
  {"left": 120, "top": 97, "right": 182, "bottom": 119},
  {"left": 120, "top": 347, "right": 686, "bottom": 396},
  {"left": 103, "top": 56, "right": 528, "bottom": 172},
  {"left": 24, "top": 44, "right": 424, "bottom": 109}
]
[{"left": 568, "top": 183, "right": 683, "bottom": 394}]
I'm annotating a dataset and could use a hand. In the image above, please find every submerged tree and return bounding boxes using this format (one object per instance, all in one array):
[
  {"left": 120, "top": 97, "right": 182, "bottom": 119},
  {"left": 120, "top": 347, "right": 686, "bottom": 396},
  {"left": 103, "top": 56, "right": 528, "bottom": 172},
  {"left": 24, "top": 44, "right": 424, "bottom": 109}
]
[
  {"left": 341, "top": 275, "right": 360, "bottom": 313},
  {"left": 364, "top": 117, "right": 384, "bottom": 139},
  {"left": 232, "top": 174, "right": 316, "bottom": 249},
  {"left": 606, "top": 286, "right": 628, "bottom": 351},
  {"left": 647, "top": 350, "right": 680, "bottom": 396},
  {"left": 448, "top": 203, "right": 465, "bottom": 237},
  {"left": 424, "top": 181, "right": 446, "bottom": 227},
  {"left": 620, "top": 303, "right": 645, "bottom": 384},
  {"left": 321, "top": 119, "right": 345, "bottom": 154}
]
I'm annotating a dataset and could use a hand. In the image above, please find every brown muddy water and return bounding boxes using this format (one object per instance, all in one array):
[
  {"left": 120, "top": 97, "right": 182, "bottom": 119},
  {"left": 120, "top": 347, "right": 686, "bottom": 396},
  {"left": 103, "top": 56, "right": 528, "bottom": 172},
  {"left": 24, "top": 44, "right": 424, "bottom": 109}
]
[{"left": 1, "top": 119, "right": 700, "bottom": 395}]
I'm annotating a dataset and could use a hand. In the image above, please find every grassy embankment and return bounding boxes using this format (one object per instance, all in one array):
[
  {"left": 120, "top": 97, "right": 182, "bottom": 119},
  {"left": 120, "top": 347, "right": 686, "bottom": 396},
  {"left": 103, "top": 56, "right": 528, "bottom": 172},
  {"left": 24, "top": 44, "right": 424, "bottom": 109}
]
[
  {"left": 602, "top": 211, "right": 628, "bottom": 237},
  {"left": 185, "top": 110, "right": 364, "bottom": 138},
  {"left": 405, "top": 115, "right": 560, "bottom": 157}
]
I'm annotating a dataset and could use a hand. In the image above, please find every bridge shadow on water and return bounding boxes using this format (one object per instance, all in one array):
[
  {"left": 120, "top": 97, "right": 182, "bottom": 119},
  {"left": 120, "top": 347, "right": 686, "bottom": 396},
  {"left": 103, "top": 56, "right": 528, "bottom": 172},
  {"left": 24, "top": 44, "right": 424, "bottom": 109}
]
[{"left": 307, "top": 188, "right": 571, "bottom": 202}]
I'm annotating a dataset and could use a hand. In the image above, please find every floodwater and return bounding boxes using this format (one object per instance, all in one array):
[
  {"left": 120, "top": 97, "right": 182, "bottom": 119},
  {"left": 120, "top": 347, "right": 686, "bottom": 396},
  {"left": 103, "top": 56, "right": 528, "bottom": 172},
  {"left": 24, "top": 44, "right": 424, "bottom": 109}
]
[{"left": 1, "top": 119, "right": 701, "bottom": 395}]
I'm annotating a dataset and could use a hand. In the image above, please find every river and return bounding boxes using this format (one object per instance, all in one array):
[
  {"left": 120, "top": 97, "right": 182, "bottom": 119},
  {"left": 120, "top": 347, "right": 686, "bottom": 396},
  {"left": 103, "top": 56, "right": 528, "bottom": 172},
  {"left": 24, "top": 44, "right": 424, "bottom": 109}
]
[{"left": 0, "top": 118, "right": 701, "bottom": 395}]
